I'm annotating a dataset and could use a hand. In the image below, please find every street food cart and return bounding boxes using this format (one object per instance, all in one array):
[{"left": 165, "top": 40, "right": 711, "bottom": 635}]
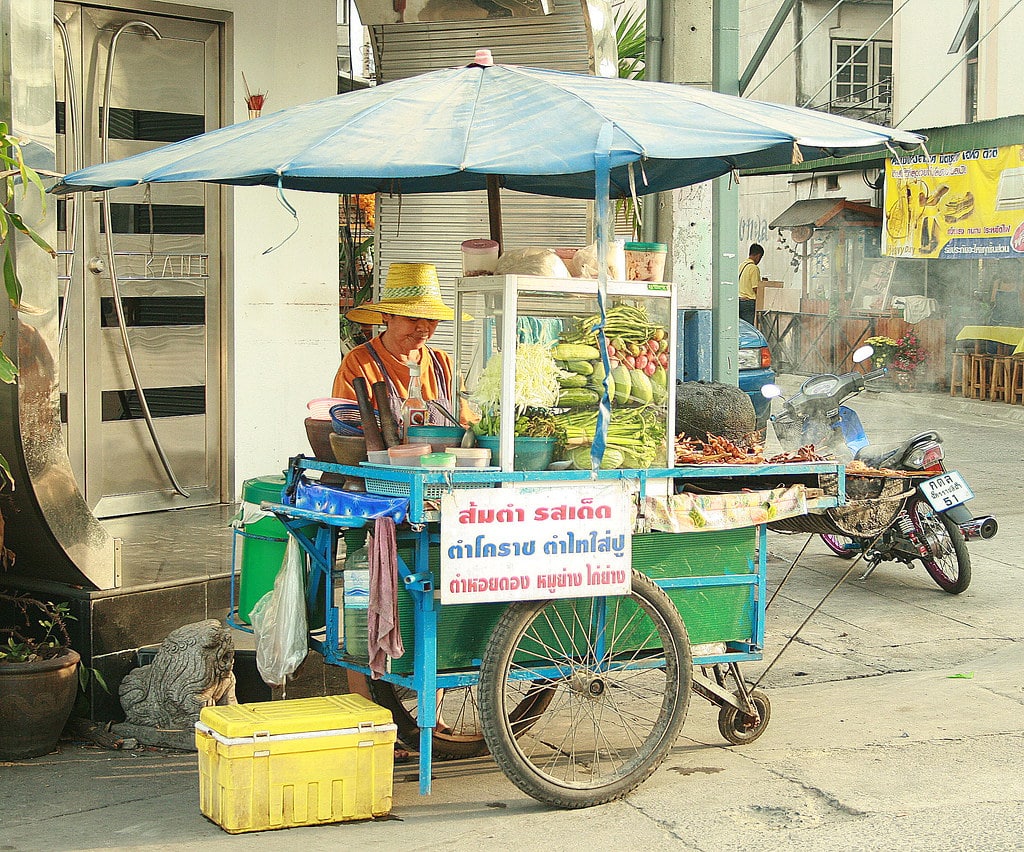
[
  {"left": 252, "top": 272, "right": 847, "bottom": 808},
  {"left": 52, "top": 51, "right": 916, "bottom": 810}
]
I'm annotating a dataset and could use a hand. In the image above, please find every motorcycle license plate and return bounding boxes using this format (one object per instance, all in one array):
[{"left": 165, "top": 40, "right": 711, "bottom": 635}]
[{"left": 920, "top": 471, "right": 974, "bottom": 511}]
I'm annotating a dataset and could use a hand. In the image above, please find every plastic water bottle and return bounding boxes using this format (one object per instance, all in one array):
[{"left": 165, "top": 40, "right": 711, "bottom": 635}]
[{"left": 344, "top": 539, "right": 370, "bottom": 659}]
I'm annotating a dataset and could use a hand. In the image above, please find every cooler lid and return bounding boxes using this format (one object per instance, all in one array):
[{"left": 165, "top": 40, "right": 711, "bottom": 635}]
[{"left": 199, "top": 694, "right": 393, "bottom": 738}]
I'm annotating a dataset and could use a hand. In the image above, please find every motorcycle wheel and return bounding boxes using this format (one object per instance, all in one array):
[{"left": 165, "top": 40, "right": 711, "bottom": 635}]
[
  {"left": 907, "top": 498, "right": 971, "bottom": 594},
  {"left": 820, "top": 534, "right": 858, "bottom": 559}
]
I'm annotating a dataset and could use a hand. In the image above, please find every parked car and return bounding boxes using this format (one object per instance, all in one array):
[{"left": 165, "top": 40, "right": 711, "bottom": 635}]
[{"left": 738, "top": 319, "right": 775, "bottom": 430}]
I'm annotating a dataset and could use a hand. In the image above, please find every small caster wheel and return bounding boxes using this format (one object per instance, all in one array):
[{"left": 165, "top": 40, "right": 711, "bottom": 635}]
[{"left": 717, "top": 689, "right": 771, "bottom": 745}]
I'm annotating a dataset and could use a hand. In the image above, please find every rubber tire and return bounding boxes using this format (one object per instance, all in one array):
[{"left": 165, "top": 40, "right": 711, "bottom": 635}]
[
  {"left": 367, "top": 680, "right": 554, "bottom": 761},
  {"left": 908, "top": 498, "right": 971, "bottom": 594},
  {"left": 478, "top": 570, "right": 692, "bottom": 809},
  {"left": 820, "top": 534, "right": 857, "bottom": 559},
  {"left": 717, "top": 688, "right": 771, "bottom": 745}
]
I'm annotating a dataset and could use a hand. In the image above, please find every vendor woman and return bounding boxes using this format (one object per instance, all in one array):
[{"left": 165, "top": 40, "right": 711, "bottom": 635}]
[{"left": 333, "top": 262, "right": 465, "bottom": 424}]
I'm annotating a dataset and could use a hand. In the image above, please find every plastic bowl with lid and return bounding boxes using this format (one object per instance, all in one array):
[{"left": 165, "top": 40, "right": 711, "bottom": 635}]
[
  {"left": 387, "top": 443, "right": 433, "bottom": 466},
  {"left": 442, "top": 446, "right": 492, "bottom": 468}
]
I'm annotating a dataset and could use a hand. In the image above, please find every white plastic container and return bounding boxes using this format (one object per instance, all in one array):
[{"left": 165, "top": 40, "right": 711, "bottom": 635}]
[
  {"left": 461, "top": 239, "right": 500, "bottom": 277},
  {"left": 443, "top": 446, "right": 492, "bottom": 467}
]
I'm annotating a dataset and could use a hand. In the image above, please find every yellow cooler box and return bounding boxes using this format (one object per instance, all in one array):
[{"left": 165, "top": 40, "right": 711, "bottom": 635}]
[{"left": 195, "top": 694, "right": 397, "bottom": 834}]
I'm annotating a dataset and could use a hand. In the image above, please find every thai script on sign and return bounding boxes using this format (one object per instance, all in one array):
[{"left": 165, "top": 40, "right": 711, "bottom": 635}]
[{"left": 440, "top": 485, "right": 632, "bottom": 605}]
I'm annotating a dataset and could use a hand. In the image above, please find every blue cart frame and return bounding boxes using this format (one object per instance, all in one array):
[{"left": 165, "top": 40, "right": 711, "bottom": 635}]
[{"left": 257, "top": 456, "right": 845, "bottom": 798}]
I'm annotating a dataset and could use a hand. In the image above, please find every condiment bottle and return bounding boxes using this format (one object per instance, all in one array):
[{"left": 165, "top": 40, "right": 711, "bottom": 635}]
[{"left": 400, "top": 361, "right": 429, "bottom": 439}]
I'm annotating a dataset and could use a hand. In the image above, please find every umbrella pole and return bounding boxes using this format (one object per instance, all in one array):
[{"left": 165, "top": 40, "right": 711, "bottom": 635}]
[{"left": 486, "top": 175, "right": 503, "bottom": 251}]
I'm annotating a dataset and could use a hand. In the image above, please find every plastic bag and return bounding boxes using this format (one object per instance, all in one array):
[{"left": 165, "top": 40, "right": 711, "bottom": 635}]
[
  {"left": 493, "top": 247, "right": 569, "bottom": 278},
  {"left": 251, "top": 535, "right": 308, "bottom": 687},
  {"left": 568, "top": 240, "right": 626, "bottom": 280}
]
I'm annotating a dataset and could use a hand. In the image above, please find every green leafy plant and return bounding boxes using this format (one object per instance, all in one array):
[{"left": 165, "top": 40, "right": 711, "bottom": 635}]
[
  {"left": 615, "top": 6, "right": 646, "bottom": 81},
  {"left": 0, "top": 592, "right": 72, "bottom": 663},
  {"left": 0, "top": 591, "right": 107, "bottom": 694}
]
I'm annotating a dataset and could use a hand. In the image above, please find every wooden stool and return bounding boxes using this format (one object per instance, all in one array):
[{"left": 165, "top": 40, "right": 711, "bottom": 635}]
[
  {"left": 949, "top": 351, "right": 970, "bottom": 397},
  {"left": 989, "top": 355, "right": 1012, "bottom": 401},
  {"left": 1009, "top": 356, "right": 1024, "bottom": 405},
  {"left": 967, "top": 353, "right": 993, "bottom": 399}
]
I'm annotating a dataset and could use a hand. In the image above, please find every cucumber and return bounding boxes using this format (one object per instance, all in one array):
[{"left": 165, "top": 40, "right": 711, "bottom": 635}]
[
  {"left": 558, "top": 387, "right": 601, "bottom": 408},
  {"left": 558, "top": 373, "right": 588, "bottom": 389},
  {"left": 565, "top": 359, "right": 595, "bottom": 376},
  {"left": 552, "top": 343, "right": 601, "bottom": 361}
]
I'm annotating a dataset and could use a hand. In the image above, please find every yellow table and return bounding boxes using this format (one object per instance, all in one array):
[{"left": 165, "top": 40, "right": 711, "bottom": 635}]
[{"left": 955, "top": 325, "right": 1024, "bottom": 356}]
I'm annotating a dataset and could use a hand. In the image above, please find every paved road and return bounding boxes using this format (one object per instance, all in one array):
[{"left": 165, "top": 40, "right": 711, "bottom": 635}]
[{"left": 3, "top": 386, "right": 1022, "bottom": 851}]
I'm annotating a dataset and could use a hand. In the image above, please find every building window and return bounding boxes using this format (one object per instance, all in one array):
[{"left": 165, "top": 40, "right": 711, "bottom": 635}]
[
  {"left": 948, "top": 0, "right": 980, "bottom": 123},
  {"left": 831, "top": 39, "right": 893, "bottom": 110}
]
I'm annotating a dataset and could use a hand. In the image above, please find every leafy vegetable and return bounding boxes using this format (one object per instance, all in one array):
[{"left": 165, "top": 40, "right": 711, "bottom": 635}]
[{"left": 470, "top": 343, "right": 562, "bottom": 413}]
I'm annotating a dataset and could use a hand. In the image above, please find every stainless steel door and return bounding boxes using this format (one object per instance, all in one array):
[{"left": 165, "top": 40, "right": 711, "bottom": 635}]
[{"left": 55, "top": 3, "right": 222, "bottom": 517}]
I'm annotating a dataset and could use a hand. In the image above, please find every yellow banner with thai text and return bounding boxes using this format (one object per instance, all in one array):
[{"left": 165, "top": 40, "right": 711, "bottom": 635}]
[{"left": 884, "top": 144, "right": 1024, "bottom": 259}]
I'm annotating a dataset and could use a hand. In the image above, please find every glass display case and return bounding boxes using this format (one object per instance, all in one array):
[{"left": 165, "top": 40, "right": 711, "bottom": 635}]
[{"left": 454, "top": 275, "right": 677, "bottom": 472}]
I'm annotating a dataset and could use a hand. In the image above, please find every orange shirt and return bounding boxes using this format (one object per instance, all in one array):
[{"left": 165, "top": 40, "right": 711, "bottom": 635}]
[{"left": 332, "top": 336, "right": 471, "bottom": 423}]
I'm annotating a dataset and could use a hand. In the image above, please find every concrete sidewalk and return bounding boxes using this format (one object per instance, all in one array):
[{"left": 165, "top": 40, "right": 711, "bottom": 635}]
[
  {"left": 3, "top": 629, "right": 1021, "bottom": 851},
  {"left": 2, "top": 380, "right": 1021, "bottom": 851}
]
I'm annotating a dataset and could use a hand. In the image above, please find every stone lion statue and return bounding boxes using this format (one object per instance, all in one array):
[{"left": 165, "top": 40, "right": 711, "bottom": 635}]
[{"left": 120, "top": 619, "right": 237, "bottom": 729}]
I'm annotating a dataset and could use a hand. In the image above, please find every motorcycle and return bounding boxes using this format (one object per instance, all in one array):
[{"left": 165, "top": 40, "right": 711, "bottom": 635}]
[{"left": 762, "top": 346, "right": 997, "bottom": 595}]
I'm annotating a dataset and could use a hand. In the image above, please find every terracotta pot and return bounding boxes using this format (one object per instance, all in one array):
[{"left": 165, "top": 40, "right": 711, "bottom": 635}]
[{"left": 0, "top": 648, "right": 80, "bottom": 760}]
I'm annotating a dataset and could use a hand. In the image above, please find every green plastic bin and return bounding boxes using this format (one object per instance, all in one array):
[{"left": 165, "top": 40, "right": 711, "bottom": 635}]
[{"left": 237, "top": 475, "right": 289, "bottom": 624}]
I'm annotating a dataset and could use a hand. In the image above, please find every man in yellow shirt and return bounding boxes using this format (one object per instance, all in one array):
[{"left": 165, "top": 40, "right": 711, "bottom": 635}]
[{"left": 738, "top": 243, "right": 764, "bottom": 326}]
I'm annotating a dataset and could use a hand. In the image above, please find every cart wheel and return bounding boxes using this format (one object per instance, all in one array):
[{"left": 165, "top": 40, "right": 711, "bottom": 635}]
[
  {"left": 717, "top": 688, "right": 771, "bottom": 745},
  {"left": 478, "top": 569, "right": 692, "bottom": 808},
  {"left": 367, "top": 680, "right": 554, "bottom": 761}
]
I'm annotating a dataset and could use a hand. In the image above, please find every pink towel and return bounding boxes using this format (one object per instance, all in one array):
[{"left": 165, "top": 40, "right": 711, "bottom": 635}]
[{"left": 367, "top": 516, "right": 404, "bottom": 679}]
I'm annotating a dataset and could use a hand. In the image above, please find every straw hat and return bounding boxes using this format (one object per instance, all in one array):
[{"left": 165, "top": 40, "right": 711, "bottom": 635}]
[{"left": 346, "top": 263, "right": 456, "bottom": 324}]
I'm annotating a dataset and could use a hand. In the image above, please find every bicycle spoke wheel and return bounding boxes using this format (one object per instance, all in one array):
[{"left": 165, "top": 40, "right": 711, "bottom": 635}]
[
  {"left": 367, "top": 681, "right": 489, "bottom": 760},
  {"left": 478, "top": 570, "right": 691, "bottom": 808},
  {"left": 367, "top": 678, "right": 554, "bottom": 761}
]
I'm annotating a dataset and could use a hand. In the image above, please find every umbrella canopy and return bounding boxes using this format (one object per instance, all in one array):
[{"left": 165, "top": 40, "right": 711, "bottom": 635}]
[{"left": 52, "top": 53, "right": 923, "bottom": 199}]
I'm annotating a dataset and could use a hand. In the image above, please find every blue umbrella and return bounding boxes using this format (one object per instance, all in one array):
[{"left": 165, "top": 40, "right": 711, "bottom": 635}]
[
  {"left": 52, "top": 51, "right": 923, "bottom": 199},
  {"left": 52, "top": 50, "right": 923, "bottom": 470}
]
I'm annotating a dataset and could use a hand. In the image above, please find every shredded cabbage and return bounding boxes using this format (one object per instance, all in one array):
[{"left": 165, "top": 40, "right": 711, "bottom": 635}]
[{"left": 470, "top": 343, "right": 561, "bottom": 413}]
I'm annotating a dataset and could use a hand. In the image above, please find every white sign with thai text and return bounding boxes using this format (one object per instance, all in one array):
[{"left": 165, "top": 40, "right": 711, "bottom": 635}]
[{"left": 440, "top": 484, "right": 632, "bottom": 605}]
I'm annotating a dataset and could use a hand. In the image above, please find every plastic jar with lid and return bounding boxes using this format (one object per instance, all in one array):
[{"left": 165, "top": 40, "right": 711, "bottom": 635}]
[
  {"left": 624, "top": 242, "right": 667, "bottom": 282},
  {"left": 461, "top": 239, "right": 500, "bottom": 276}
]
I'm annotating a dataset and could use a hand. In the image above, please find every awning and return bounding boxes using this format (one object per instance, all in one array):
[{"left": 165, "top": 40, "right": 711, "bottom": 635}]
[
  {"left": 742, "top": 114, "right": 1024, "bottom": 177},
  {"left": 769, "top": 198, "right": 881, "bottom": 230}
]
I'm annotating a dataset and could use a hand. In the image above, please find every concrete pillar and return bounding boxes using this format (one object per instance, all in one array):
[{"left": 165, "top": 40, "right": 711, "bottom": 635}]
[{"left": 656, "top": 0, "right": 740, "bottom": 384}]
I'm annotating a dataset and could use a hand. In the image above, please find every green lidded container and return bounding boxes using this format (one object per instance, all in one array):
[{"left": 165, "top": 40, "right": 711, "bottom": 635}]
[{"left": 237, "top": 475, "right": 289, "bottom": 624}]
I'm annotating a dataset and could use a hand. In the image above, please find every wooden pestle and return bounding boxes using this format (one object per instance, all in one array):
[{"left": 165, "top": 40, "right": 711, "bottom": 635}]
[
  {"left": 372, "top": 381, "right": 402, "bottom": 447},
  {"left": 352, "top": 377, "right": 386, "bottom": 451}
]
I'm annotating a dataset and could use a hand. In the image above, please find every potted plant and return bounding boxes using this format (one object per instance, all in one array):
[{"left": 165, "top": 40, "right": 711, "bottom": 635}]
[
  {"left": 0, "top": 592, "right": 81, "bottom": 759},
  {"left": 470, "top": 343, "right": 567, "bottom": 470},
  {"left": 865, "top": 333, "right": 927, "bottom": 390}
]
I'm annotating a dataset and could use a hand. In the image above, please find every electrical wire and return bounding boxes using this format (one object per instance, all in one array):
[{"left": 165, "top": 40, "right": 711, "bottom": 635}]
[
  {"left": 896, "top": 0, "right": 1024, "bottom": 128},
  {"left": 802, "top": 0, "right": 914, "bottom": 109}
]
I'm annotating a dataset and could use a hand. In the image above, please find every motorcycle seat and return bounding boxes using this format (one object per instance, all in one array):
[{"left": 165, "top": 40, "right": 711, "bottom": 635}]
[{"left": 855, "top": 431, "right": 941, "bottom": 470}]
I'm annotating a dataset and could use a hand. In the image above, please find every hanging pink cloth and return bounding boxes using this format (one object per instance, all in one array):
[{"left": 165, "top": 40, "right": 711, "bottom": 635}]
[{"left": 367, "top": 516, "right": 404, "bottom": 679}]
